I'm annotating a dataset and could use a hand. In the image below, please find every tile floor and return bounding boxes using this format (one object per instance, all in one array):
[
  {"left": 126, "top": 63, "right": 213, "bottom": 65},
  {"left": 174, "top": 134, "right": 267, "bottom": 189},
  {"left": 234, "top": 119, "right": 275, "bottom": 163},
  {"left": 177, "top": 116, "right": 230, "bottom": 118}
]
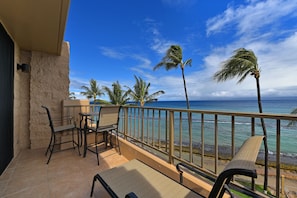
[{"left": 0, "top": 146, "right": 128, "bottom": 198}]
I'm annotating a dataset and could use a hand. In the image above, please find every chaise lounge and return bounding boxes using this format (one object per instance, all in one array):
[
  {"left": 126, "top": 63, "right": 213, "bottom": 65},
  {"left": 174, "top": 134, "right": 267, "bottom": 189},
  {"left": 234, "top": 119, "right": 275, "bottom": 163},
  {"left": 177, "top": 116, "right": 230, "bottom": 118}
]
[{"left": 90, "top": 136, "right": 265, "bottom": 198}]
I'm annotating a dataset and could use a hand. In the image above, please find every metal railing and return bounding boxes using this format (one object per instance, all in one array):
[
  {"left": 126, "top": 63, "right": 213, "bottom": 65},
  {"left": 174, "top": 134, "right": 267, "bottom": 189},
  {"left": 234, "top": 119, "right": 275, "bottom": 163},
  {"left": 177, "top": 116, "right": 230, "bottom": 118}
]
[{"left": 63, "top": 104, "right": 297, "bottom": 197}]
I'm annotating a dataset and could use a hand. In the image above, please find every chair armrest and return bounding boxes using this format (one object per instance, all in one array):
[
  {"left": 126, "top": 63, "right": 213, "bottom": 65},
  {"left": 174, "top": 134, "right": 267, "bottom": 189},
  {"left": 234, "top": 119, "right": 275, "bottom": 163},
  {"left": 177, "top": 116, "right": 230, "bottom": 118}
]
[
  {"left": 125, "top": 192, "right": 138, "bottom": 198},
  {"left": 51, "top": 116, "right": 76, "bottom": 127},
  {"left": 176, "top": 163, "right": 235, "bottom": 198},
  {"left": 176, "top": 163, "right": 216, "bottom": 185}
]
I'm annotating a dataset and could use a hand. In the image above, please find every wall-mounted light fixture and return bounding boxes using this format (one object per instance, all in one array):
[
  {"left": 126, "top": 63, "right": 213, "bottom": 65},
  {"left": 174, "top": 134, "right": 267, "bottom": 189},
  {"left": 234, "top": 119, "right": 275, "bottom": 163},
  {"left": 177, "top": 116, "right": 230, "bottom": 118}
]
[{"left": 17, "top": 63, "right": 30, "bottom": 73}]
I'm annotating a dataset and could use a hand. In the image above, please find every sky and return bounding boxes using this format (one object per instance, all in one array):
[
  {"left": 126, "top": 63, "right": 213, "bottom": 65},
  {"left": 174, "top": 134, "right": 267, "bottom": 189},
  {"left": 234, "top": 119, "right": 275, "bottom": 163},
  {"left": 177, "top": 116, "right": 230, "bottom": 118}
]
[{"left": 65, "top": 0, "right": 297, "bottom": 101}]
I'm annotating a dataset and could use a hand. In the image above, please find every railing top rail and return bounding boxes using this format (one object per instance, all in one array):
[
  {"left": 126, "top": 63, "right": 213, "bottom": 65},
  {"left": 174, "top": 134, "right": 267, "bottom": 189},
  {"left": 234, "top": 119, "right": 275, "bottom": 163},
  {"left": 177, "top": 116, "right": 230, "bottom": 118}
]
[
  {"left": 62, "top": 104, "right": 297, "bottom": 121},
  {"left": 121, "top": 105, "right": 297, "bottom": 121}
]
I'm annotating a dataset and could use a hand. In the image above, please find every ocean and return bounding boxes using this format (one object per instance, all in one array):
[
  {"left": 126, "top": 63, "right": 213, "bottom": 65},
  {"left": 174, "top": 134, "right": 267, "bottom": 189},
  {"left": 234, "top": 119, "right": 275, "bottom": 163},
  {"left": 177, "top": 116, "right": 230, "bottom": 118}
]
[
  {"left": 142, "top": 97, "right": 297, "bottom": 165},
  {"left": 144, "top": 98, "right": 297, "bottom": 114}
]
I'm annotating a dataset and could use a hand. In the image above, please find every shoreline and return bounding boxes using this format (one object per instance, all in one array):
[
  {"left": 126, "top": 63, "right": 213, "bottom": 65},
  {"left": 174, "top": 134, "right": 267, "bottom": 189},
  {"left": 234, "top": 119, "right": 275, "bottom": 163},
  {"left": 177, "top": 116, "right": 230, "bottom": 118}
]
[{"left": 173, "top": 143, "right": 297, "bottom": 171}]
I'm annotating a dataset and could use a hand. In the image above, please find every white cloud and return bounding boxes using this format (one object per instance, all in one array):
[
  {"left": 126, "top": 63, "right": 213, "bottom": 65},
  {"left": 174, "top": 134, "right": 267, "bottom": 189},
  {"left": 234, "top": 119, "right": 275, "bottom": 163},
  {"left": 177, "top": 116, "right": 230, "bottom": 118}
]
[
  {"left": 187, "top": 31, "right": 297, "bottom": 100},
  {"left": 70, "top": 0, "right": 297, "bottom": 101},
  {"left": 99, "top": 47, "right": 126, "bottom": 59},
  {"left": 206, "top": 0, "right": 297, "bottom": 37}
]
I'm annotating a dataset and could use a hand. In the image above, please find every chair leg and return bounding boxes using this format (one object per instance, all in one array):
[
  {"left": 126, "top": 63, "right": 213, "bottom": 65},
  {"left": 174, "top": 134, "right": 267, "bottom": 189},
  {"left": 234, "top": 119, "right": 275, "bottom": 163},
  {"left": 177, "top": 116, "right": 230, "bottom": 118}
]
[
  {"left": 45, "top": 134, "right": 53, "bottom": 156},
  {"left": 71, "top": 128, "right": 75, "bottom": 149},
  {"left": 116, "top": 130, "right": 121, "bottom": 155},
  {"left": 90, "top": 174, "right": 100, "bottom": 197},
  {"left": 95, "top": 132, "right": 99, "bottom": 166},
  {"left": 76, "top": 128, "right": 81, "bottom": 156},
  {"left": 104, "top": 131, "right": 108, "bottom": 149},
  {"left": 46, "top": 134, "right": 56, "bottom": 164},
  {"left": 72, "top": 128, "right": 81, "bottom": 156}
]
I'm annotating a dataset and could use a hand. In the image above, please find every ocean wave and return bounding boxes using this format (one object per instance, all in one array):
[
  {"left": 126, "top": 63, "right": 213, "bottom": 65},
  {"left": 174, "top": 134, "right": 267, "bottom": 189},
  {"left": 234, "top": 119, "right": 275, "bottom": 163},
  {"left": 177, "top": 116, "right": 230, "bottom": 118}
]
[{"left": 266, "top": 150, "right": 297, "bottom": 158}]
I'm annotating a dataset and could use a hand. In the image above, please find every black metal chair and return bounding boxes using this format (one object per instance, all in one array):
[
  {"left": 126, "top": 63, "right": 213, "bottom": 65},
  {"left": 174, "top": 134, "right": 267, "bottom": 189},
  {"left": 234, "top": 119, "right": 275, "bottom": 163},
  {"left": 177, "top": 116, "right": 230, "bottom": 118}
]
[
  {"left": 87, "top": 105, "right": 121, "bottom": 165},
  {"left": 41, "top": 105, "right": 80, "bottom": 164}
]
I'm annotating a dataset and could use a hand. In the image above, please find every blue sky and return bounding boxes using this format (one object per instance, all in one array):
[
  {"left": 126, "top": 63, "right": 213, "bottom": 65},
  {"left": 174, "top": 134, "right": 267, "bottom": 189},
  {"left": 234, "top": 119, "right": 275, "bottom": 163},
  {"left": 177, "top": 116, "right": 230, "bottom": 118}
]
[{"left": 65, "top": 0, "right": 297, "bottom": 101}]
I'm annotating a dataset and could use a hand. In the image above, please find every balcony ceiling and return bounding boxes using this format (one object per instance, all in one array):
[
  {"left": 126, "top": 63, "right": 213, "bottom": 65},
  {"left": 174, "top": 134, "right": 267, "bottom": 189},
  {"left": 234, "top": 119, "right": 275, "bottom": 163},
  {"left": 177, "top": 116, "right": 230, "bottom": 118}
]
[{"left": 0, "top": 0, "right": 70, "bottom": 55}]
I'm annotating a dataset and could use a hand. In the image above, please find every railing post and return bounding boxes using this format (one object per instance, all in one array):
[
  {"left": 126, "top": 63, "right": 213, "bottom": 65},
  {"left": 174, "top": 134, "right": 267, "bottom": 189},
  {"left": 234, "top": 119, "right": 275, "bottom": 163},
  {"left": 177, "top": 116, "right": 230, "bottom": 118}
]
[
  {"left": 141, "top": 108, "right": 144, "bottom": 147},
  {"left": 123, "top": 107, "right": 128, "bottom": 140},
  {"left": 179, "top": 112, "right": 182, "bottom": 158},
  {"left": 189, "top": 112, "right": 193, "bottom": 163},
  {"left": 231, "top": 115, "right": 235, "bottom": 157},
  {"left": 276, "top": 119, "right": 281, "bottom": 197},
  {"left": 169, "top": 110, "right": 174, "bottom": 164},
  {"left": 251, "top": 117, "right": 255, "bottom": 190},
  {"left": 214, "top": 114, "right": 218, "bottom": 174},
  {"left": 165, "top": 111, "right": 168, "bottom": 152},
  {"left": 201, "top": 113, "right": 204, "bottom": 168}
]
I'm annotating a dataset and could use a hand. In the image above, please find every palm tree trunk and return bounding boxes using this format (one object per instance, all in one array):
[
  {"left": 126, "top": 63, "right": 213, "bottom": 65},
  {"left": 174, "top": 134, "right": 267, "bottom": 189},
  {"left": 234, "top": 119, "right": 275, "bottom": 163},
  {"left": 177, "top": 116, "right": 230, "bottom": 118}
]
[
  {"left": 181, "top": 68, "right": 190, "bottom": 109},
  {"left": 256, "top": 77, "right": 268, "bottom": 192},
  {"left": 181, "top": 67, "right": 193, "bottom": 161}
]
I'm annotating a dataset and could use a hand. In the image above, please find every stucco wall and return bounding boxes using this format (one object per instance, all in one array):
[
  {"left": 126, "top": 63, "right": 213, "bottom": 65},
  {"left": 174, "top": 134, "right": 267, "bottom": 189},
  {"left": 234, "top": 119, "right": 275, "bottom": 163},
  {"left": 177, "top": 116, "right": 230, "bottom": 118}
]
[
  {"left": 29, "top": 42, "right": 70, "bottom": 149},
  {"left": 14, "top": 47, "right": 31, "bottom": 155}
]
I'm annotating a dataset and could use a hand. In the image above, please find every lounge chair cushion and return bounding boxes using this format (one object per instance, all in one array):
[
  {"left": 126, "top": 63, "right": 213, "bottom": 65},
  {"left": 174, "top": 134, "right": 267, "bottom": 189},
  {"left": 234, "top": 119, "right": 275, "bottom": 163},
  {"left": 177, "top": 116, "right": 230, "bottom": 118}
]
[{"left": 97, "top": 159, "right": 201, "bottom": 198}]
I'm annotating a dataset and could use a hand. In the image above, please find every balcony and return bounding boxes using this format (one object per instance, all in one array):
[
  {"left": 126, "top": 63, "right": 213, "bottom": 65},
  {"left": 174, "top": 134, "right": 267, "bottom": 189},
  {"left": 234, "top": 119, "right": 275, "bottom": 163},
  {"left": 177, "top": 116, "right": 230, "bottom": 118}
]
[
  {"left": 0, "top": 146, "right": 128, "bottom": 197},
  {"left": 1, "top": 104, "right": 297, "bottom": 197}
]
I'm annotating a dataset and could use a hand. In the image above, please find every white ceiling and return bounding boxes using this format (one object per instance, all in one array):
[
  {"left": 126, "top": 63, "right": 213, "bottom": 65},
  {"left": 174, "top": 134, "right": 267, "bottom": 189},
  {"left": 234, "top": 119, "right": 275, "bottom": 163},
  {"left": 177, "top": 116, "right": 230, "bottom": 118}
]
[{"left": 0, "top": 0, "right": 70, "bottom": 55}]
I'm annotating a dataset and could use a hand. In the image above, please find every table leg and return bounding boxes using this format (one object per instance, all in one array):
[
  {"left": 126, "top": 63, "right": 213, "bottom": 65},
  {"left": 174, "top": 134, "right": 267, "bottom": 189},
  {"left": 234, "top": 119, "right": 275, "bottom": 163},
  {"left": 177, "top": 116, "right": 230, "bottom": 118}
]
[{"left": 83, "top": 115, "right": 88, "bottom": 157}]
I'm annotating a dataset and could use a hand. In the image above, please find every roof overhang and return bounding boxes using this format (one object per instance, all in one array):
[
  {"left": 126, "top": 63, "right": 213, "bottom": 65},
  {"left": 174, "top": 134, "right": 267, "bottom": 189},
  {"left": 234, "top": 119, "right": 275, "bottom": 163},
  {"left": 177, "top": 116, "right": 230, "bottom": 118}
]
[{"left": 0, "top": 0, "right": 70, "bottom": 55}]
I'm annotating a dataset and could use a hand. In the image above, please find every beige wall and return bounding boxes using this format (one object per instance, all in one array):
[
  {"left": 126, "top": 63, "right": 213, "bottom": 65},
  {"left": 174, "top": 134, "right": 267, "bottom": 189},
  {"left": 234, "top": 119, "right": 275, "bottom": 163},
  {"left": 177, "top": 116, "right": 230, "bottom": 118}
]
[
  {"left": 14, "top": 45, "right": 31, "bottom": 155},
  {"left": 13, "top": 40, "right": 71, "bottom": 156},
  {"left": 29, "top": 42, "right": 70, "bottom": 149}
]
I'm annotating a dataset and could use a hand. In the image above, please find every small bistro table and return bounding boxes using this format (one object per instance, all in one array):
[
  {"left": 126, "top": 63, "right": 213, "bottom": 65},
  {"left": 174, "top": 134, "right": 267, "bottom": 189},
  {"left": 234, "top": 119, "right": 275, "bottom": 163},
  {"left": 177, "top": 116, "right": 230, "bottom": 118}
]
[{"left": 78, "top": 112, "right": 97, "bottom": 157}]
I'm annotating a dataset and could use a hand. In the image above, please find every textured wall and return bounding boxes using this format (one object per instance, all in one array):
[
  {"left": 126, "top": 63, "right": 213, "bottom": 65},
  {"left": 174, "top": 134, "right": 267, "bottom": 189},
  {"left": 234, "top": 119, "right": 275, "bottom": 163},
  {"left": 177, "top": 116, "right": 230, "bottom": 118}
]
[
  {"left": 14, "top": 47, "right": 31, "bottom": 155},
  {"left": 29, "top": 42, "right": 70, "bottom": 149}
]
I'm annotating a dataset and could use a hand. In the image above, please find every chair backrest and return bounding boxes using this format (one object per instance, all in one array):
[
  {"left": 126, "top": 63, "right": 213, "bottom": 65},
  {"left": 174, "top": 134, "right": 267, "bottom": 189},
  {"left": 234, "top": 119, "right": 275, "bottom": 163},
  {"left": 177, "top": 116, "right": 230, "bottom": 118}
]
[
  {"left": 97, "top": 105, "right": 121, "bottom": 128},
  {"left": 41, "top": 105, "right": 54, "bottom": 132}
]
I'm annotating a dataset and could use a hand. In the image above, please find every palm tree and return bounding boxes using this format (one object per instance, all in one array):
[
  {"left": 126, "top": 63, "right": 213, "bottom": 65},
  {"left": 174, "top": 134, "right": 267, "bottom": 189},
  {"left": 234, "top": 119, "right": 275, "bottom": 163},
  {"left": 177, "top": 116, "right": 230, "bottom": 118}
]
[
  {"left": 154, "top": 45, "right": 192, "bottom": 109},
  {"left": 69, "top": 92, "right": 76, "bottom": 100},
  {"left": 213, "top": 48, "right": 268, "bottom": 191},
  {"left": 126, "top": 75, "right": 164, "bottom": 107},
  {"left": 103, "top": 81, "right": 130, "bottom": 105},
  {"left": 80, "top": 79, "right": 104, "bottom": 103},
  {"left": 287, "top": 108, "right": 297, "bottom": 127}
]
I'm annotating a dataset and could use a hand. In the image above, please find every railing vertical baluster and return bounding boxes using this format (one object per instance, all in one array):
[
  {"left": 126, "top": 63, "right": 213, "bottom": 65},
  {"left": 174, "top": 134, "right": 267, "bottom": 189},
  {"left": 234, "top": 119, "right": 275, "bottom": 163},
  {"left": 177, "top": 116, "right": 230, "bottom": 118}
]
[
  {"left": 133, "top": 108, "right": 136, "bottom": 138},
  {"left": 146, "top": 110, "right": 149, "bottom": 143},
  {"left": 124, "top": 108, "right": 128, "bottom": 140},
  {"left": 152, "top": 109, "right": 155, "bottom": 146},
  {"left": 214, "top": 114, "right": 218, "bottom": 174},
  {"left": 251, "top": 117, "right": 256, "bottom": 190},
  {"left": 179, "top": 112, "right": 182, "bottom": 158},
  {"left": 189, "top": 112, "right": 193, "bottom": 163},
  {"left": 169, "top": 110, "right": 174, "bottom": 164},
  {"left": 251, "top": 117, "right": 255, "bottom": 136},
  {"left": 138, "top": 108, "right": 144, "bottom": 143},
  {"left": 138, "top": 109, "right": 141, "bottom": 140},
  {"left": 141, "top": 108, "right": 144, "bottom": 146},
  {"left": 165, "top": 111, "right": 168, "bottom": 152},
  {"left": 201, "top": 113, "right": 204, "bottom": 168},
  {"left": 158, "top": 110, "right": 161, "bottom": 149},
  {"left": 231, "top": 115, "right": 235, "bottom": 157},
  {"left": 276, "top": 119, "right": 281, "bottom": 198}
]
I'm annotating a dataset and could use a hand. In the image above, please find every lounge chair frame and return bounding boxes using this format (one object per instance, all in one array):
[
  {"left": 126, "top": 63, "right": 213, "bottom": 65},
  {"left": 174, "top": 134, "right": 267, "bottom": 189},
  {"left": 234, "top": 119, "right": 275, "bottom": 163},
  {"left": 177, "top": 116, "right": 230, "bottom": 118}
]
[{"left": 90, "top": 135, "right": 265, "bottom": 197}]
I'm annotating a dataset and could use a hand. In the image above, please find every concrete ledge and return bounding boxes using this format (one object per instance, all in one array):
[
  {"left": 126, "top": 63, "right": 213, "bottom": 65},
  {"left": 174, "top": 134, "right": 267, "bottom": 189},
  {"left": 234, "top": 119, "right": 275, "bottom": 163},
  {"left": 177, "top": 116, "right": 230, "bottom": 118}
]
[{"left": 117, "top": 137, "right": 212, "bottom": 197}]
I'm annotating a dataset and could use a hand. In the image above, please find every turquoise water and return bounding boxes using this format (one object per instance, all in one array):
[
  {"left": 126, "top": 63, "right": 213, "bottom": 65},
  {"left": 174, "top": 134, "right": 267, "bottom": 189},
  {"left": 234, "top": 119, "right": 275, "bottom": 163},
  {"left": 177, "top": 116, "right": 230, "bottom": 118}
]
[
  {"left": 144, "top": 98, "right": 297, "bottom": 114},
  {"left": 141, "top": 98, "right": 297, "bottom": 164}
]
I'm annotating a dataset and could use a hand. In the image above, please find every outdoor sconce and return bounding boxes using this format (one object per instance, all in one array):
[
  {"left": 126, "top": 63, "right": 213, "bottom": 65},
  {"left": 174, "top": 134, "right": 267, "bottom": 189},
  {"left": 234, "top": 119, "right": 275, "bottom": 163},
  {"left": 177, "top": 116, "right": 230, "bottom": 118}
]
[{"left": 17, "top": 63, "right": 30, "bottom": 73}]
